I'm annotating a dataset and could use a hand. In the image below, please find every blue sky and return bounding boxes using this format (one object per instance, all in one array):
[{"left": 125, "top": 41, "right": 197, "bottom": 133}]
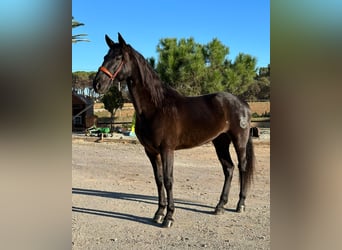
[{"left": 72, "top": 0, "right": 269, "bottom": 72}]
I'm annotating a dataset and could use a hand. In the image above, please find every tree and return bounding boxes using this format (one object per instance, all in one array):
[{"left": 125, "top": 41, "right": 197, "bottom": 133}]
[
  {"left": 258, "top": 64, "right": 270, "bottom": 78},
  {"left": 146, "top": 57, "right": 156, "bottom": 69},
  {"left": 87, "top": 72, "right": 99, "bottom": 99},
  {"left": 224, "top": 53, "right": 257, "bottom": 97},
  {"left": 102, "top": 85, "right": 124, "bottom": 131},
  {"left": 72, "top": 16, "right": 90, "bottom": 43},
  {"left": 203, "top": 38, "right": 229, "bottom": 67},
  {"left": 155, "top": 37, "right": 260, "bottom": 97},
  {"left": 156, "top": 38, "right": 206, "bottom": 96},
  {"left": 72, "top": 71, "right": 89, "bottom": 95},
  {"left": 201, "top": 38, "right": 229, "bottom": 94},
  {"left": 240, "top": 64, "right": 270, "bottom": 101},
  {"left": 72, "top": 71, "right": 98, "bottom": 98}
]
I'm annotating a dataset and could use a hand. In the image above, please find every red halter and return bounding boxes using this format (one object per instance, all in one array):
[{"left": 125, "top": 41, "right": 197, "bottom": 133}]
[{"left": 99, "top": 61, "right": 124, "bottom": 80}]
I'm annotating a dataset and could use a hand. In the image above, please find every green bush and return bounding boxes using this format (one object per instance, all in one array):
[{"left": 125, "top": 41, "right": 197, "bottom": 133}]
[{"left": 252, "top": 111, "right": 270, "bottom": 118}]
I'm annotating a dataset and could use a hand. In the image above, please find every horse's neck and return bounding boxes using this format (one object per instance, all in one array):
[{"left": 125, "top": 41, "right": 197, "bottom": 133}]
[
  {"left": 127, "top": 78, "right": 159, "bottom": 118},
  {"left": 127, "top": 55, "right": 165, "bottom": 118}
]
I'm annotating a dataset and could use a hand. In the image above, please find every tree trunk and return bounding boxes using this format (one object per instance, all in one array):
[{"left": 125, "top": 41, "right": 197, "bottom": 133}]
[{"left": 110, "top": 113, "right": 114, "bottom": 132}]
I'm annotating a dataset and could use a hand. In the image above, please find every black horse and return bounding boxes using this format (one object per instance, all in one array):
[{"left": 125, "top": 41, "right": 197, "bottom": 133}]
[{"left": 93, "top": 33, "right": 255, "bottom": 228}]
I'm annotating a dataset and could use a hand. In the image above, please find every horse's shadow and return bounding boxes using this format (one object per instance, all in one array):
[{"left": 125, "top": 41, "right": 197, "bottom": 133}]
[
  {"left": 72, "top": 187, "right": 236, "bottom": 226},
  {"left": 72, "top": 205, "right": 156, "bottom": 226}
]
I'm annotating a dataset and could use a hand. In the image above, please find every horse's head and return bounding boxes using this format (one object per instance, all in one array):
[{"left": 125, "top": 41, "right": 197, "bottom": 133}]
[{"left": 93, "top": 33, "right": 130, "bottom": 94}]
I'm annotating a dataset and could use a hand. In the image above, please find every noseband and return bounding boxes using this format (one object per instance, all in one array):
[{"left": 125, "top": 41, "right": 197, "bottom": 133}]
[{"left": 99, "top": 60, "right": 124, "bottom": 80}]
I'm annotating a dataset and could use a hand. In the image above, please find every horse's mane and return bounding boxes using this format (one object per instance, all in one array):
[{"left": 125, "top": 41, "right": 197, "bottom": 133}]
[{"left": 128, "top": 45, "right": 181, "bottom": 108}]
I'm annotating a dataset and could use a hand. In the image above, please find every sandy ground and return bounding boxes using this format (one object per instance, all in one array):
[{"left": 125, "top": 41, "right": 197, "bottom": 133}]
[{"left": 72, "top": 134, "right": 270, "bottom": 249}]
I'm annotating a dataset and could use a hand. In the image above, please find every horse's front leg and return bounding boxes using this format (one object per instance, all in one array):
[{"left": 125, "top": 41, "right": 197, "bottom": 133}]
[
  {"left": 161, "top": 148, "right": 175, "bottom": 228},
  {"left": 145, "top": 150, "right": 166, "bottom": 224}
]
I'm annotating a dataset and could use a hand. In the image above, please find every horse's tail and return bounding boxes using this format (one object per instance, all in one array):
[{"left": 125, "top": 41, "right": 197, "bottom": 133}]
[{"left": 244, "top": 134, "right": 255, "bottom": 189}]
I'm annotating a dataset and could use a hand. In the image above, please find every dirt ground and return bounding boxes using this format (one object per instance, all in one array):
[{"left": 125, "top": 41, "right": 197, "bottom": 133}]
[{"left": 72, "top": 135, "right": 270, "bottom": 249}]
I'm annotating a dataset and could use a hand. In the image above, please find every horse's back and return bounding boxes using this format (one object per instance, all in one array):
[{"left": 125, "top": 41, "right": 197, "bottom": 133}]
[{"left": 182, "top": 91, "right": 251, "bottom": 121}]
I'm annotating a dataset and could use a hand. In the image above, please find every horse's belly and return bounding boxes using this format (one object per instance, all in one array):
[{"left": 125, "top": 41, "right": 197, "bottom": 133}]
[{"left": 176, "top": 128, "right": 224, "bottom": 150}]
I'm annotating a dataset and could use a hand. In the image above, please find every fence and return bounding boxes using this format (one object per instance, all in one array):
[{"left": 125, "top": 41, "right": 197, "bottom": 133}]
[{"left": 94, "top": 101, "right": 270, "bottom": 128}]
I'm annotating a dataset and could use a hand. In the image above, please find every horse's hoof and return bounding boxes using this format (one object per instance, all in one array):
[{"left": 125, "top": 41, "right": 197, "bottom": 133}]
[
  {"left": 162, "top": 219, "right": 174, "bottom": 228},
  {"left": 236, "top": 205, "right": 245, "bottom": 213},
  {"left": 153, "top": 214, "right": 164, "bottom": 224},
  {"left": 214, "top": 207, "right": 225, "bottom": 215}
]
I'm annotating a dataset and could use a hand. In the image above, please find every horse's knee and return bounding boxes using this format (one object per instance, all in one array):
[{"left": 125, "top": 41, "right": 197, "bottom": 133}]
[
  {"left": 155, "top": 174, "right": 163, "bottom": 184},
  {"left": 163, "top": 177, "right": 173, "bottom": 189}
]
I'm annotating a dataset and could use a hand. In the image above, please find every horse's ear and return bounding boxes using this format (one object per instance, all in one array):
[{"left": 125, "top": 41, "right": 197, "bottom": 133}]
[
  {"left": 118, "top": 33, "right": 127, "bottom": 47},
  {"left": 105, "top": 34, "right": 115, "bottom": 48}
]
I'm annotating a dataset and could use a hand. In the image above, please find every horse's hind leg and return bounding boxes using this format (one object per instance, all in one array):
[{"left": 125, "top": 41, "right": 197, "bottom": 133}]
[
  {"left": 232, "top": 130, "right": 254, "bottom": 213},
  {"left": 213, "top": 133, "right": 234, "bottom": 215},
  {"left": 145, "top": 150, "right": 166, "bottom": 223}
]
